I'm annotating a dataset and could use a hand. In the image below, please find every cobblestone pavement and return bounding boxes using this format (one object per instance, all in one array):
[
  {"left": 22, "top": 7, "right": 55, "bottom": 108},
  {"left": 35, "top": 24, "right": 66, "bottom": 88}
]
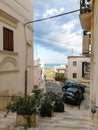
[{"left": 0, "top": 81, "right": 98, "bottom": 130}]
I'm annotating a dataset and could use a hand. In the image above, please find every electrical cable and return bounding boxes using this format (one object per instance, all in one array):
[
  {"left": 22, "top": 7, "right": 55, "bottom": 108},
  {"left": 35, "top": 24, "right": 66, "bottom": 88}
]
[{"left": 25, "top": 9, "right": 80, "bottom": 24}]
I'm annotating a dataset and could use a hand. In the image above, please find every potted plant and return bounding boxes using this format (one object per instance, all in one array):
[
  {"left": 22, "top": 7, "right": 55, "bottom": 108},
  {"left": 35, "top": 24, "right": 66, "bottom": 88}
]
[
  {"left": 53, "top": 99, "right": 64, "bottom": 112},
  {"left": 39, "top": 91, "right": 64, "bottom": 117},
  {"left": 39, "top": 92, "right": 55, "bottom": 117},
  {"left": 4, "top": 89, "right": 42, "bottom": 128}
]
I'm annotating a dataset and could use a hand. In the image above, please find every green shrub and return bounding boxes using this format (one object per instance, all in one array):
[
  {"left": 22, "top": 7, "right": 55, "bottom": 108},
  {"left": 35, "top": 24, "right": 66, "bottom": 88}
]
[
  {"left": 39, "top": 91, "right": 64, "bottom": 117},
  {"left": 5, "top": 90, "right": 42, "bottom": 117},
  {"left": 55, "top": 73, "right": 67, "bottom": 82},
  {"left": 53, "top": 100, "right": 64, "bottom": 112}
]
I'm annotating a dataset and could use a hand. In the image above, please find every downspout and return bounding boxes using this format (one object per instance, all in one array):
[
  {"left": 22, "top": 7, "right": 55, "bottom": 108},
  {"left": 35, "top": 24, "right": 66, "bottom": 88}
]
[
  {"left": 24, "top": 23, "right": 28, "bottom": 97},
  {"left": 24, "top": 22, "right": 34, "bottom": 96}
]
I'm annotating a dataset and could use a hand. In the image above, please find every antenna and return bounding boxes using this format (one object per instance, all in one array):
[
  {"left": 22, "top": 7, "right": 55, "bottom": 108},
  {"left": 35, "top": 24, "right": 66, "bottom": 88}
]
[{"left": 71, "top": 49, "right": 73, "bottom": 55}]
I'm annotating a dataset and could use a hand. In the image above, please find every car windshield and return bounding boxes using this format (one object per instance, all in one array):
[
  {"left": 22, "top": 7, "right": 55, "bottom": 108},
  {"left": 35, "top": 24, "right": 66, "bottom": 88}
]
[{"left": 66, "top": 87, "right": 78, "bottom": 92}]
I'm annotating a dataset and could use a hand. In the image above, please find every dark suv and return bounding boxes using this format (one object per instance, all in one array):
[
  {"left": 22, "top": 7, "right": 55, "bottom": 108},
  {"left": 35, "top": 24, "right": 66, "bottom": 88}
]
[
  {"left": 62, "top": 87, "right": 84, "bottom": 105},
  {"left": 62, "top": 80, "right": 86, "bottom": 93}
]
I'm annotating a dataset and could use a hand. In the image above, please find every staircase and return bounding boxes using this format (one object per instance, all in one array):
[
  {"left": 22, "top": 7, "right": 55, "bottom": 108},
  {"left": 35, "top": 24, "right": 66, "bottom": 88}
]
[{"left": 37, "top": 109, "right": 93, "bottom": 130}]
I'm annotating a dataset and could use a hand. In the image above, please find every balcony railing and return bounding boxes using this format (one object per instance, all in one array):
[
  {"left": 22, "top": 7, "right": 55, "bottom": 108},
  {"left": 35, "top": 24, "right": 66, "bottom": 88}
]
[
  {"left": 79, "top": 0, "right": 91, "bottom": 30},
  {"left": 80, "top": 0, "right": 91, "bottom": 14}
]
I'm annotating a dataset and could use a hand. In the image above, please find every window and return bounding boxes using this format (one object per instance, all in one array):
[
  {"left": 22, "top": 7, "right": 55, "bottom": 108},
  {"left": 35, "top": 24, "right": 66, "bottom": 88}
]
[
  {"left": 82, "top": 62, "right": 90, "bottom": 78},
  {"left": 73, "top": 73, "right": 77, "bottom": 78},
  {"left": 73, "top": 61, "right": 77, "bottom": 66},
  {"left": 3, "top": 27, "right": 14, "bottom": 51}
]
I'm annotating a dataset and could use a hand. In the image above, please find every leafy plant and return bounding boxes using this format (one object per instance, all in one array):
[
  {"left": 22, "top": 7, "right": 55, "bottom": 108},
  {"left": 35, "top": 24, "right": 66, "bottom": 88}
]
[
  {"left": 39, "top": 91, "right": 64, "bottom": 117},
  {"left": 5, "top": 96, "right": 34, "bottom": 116},
  {"left": 55, "top": 73, "right": 67, "bottom": 82},
  {"left": 53, "top": 99, "right": 64, "bottom": 112},
  {"left": 5, "top": 90, "right": 42, "bottom": 117},
  {"left": 39, "top": 92, "right": 55, "bottom": 117}
]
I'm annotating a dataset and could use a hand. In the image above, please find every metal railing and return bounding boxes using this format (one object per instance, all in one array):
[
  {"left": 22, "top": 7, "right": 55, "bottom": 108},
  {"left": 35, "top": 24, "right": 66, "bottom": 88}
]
[{"left": 80, "top": 0, "right": 91, "bottom": 14}]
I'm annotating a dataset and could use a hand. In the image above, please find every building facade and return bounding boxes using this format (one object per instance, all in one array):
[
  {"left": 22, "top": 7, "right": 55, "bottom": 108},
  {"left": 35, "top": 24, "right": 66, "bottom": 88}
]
[
  {"left": 33, "top": 59, "right": 45, "bottom": 91},
  {"left": 79, "top": 0, "right": 98, "bottom": 125},
  {"left": 54, "top": 65, "right": 67, "bottom": 81},
  {"left": 67, "top": 56, "right": 90, "bottom": 85},
  {"left": 0, "top": 0, "right": 33, "bottom": 110}
]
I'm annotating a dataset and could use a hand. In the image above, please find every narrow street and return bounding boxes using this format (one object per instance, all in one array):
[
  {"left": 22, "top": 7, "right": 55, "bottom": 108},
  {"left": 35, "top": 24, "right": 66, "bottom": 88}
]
[
  {"left": 35, "top": 81, "right": 97, "bottom": 130},
  {"left": 13, "top": 81, "right": 98, "bottom": 130},
  {"left": 45, "top": 80, "right": 90, "bottom": 111},
  {"left": 0, "top": 81, "right": 98, "bottom": 130}
]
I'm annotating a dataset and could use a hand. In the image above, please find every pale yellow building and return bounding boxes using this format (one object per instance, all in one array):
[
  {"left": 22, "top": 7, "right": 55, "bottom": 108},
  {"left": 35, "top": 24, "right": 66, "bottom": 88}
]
[{"left": 0, "top": 0, "right": 33, "bottom": 110}]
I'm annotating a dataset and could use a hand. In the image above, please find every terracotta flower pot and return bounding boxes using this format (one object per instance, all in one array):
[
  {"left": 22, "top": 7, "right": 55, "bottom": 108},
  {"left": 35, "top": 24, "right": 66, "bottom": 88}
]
[{"left": 16, "top": 114, "right": 38, "bottom": 127}]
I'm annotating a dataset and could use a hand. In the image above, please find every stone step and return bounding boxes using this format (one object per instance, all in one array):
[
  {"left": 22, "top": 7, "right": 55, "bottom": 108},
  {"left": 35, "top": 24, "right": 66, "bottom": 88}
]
[
  {"left": 38, "top": 121, "right": 93, "bottom": 129},
  {"left": 37, "top": 113, "right": 93, "bottom": 130},
  {"left": 13, "top": 126, "right": 93, "bottom": 130},
  {"left": 0, "top": 112, "right": 16, "bottom": 130}
]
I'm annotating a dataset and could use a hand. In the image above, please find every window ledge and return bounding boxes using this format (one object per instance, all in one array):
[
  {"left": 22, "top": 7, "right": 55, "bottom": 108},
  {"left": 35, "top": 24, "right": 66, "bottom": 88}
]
[
  {"left": 0, "top": 69, "right": 19, "bottom": 74},
  {"left": 0, "top": 50, "right": 18, "bottom": 56}
]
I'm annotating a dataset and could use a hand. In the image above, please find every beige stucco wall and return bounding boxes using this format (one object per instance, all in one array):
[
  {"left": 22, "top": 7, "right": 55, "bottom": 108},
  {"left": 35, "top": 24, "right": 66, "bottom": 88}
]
[
  {"left": 67, "top": 56, "right": 90, "bottom": 85},
  {"left": 91, "top": 0, "right": 98, "bottom": 106},
  {"left": 33, "top": 59, "right": 45, "bottom": 91},
  {"left": 0, "top": 0, "right": 33, "bottom": 109}
]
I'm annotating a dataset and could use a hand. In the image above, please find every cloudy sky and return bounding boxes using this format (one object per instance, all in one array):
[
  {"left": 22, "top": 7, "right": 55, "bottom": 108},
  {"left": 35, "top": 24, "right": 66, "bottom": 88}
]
[{"left": 34, "top": 0, "right": 82, "bottom": 64}]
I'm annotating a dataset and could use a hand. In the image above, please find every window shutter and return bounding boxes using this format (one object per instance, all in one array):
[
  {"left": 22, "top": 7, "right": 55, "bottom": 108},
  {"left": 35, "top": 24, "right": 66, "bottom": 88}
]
[{"left": 3, "top": 27, "right": 14, "bottom": 51}]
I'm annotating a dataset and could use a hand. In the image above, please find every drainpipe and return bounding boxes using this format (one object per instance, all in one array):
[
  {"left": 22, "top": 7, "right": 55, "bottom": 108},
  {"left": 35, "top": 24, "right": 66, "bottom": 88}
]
[
  {"left": 24, "top": 22, "right": 34, "bottom": 97},
  {"left": 25, "top": 68, "right": 27, "bottom": 97},
  {"left": 24, "top": 24, "right": 28, "bottom": 97}
]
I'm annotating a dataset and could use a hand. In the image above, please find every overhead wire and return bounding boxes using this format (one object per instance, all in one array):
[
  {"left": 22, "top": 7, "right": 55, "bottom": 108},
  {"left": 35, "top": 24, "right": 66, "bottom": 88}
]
[
  {"left": 32, "top": 9, "right": 81, "bottom": 56},
  {"left": 25, "top": 9, "right": 80, "bottom": 24}
]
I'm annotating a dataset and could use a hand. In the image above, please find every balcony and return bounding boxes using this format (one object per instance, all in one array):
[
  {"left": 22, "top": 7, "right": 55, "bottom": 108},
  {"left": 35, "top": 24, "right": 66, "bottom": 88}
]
[
  {"left": 82, "top": 34, "right": 91, "bottom": 56},
  {"left": 79, "top": 0, "right": 91, "bottom": 31}
]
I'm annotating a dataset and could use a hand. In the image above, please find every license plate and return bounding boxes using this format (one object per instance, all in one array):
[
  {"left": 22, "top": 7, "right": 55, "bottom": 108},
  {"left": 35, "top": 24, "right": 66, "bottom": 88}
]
[{"left": 67, "top": 96, "right": 72, "bottom": 99}]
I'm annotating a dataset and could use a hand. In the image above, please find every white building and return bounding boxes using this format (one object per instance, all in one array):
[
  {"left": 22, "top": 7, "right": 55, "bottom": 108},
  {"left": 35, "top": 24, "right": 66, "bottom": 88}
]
[
  {"left": 54, "top": 65, "right": 66, "bottom": 74},
  {"left": 0, "top": 0, "right": 33, "bottom": 110},
  {"left": 67, "top": 56, "right": 90, "bottom": 85},
  {"left": 33, "top": 59, "right": 45, "bottom": 91},
  {"left": 53, "top": 64, "right": 67, "bottom": 80}
]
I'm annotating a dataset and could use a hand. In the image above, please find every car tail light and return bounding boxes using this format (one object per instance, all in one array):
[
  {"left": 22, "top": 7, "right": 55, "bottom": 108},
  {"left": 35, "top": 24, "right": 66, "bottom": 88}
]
[
  {"left": 75, "top": 93, "right": 79, "bottom": 98},
  {"left": 64, "top": 92, "right": 66, "bottom": 96}
]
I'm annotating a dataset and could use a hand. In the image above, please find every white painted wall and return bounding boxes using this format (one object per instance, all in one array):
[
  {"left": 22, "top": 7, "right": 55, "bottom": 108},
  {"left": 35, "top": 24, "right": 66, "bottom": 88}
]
[
  {"left": 67, "top": 56, "right": 90, "bottom": 85},
  {"left": 33, "top": 59, "right": 45, "bottom": 91},
  {"left": 92, "top": 6, "right": 98, "bottom": 106},
  {"left": 0, "top": 0, "right": 33, "bottom": 96}
]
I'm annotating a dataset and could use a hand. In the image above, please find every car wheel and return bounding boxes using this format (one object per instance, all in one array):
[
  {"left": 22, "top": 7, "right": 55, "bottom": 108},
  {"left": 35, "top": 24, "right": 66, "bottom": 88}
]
[{"left": 77, "top": 100, "right": 80, "bottom": 106}]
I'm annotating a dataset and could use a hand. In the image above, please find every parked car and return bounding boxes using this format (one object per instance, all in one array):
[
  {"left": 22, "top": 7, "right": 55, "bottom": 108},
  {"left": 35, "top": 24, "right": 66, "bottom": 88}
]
[
  {"left": 62, "top": 80, "right": 86, "bottom": 93},
  {"left": 62, "top": 87, "right": 84, "bottom": 106}
]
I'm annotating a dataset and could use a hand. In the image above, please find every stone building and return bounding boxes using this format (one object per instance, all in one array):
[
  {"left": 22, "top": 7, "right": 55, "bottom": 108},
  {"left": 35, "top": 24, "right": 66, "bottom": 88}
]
[
  {"left": 33, "top": 59, "right": 45, "bottom": 91},
  {"left": 0, "top": 0, "right": 33, "bottom": 110},
  {"left": 67, "top": 56, "right": 90, "bottom": 85},
  {"left": 79, "top": 0, "right": 98, "bottom": 126}
]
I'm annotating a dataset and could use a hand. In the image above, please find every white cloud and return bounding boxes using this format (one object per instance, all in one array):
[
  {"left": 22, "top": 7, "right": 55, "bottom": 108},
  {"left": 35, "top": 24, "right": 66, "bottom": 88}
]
[
  {"left": 43, "top": 9, "right": 58, "bottom": 18},
  {"left": 60, "top": 8, "right": 65, "bottom": 12},
  {"left": 62, "top": 22, "right": 75, "bottom": 33},
  {"left": 34, "top": 0, "right": 82, "bottom": 63}
]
